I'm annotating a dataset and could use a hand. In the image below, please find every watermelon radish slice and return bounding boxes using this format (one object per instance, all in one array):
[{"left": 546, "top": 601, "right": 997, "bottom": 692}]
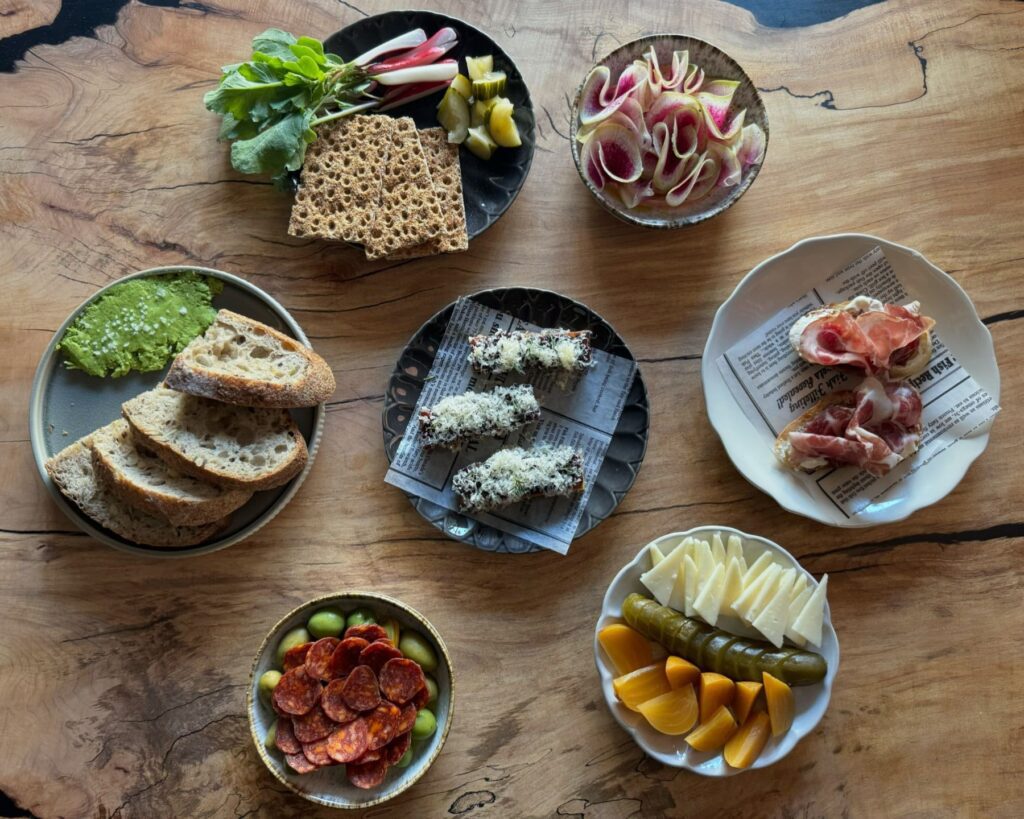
[{"left": 737, "top": 123, "right": 766, "bottom": 166}]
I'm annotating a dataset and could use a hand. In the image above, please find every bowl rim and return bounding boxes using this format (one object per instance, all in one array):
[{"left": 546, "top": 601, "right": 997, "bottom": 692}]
[
  {"left": 699, "top": 232, "right": 1000, "bottom": 527},
  {"left": 593, "top": 524, "right": 838, "bottom": 775},
  {"left": 247, "top": 590, "right": 455, "bottom": 809},
  {"left": 27, "top": 264, "right": 326, "bottom": 558},
  {"left": 568, "top": 33, "right": 769, "bottom": 229}
]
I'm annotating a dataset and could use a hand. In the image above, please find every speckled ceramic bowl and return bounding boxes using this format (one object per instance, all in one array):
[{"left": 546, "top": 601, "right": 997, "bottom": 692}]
[
  {"left": 569, "top": 35, "right": 768, "bottom": 228},
  {"left": 248, "top": 592, "right": 454, "bottom": 810}
]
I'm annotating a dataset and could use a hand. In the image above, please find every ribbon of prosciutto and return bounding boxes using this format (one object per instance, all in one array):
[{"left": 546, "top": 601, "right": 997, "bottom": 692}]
[
  {"left": 791, "top": 297, "right": 935, "bottom": 375},
  {"left": 783, "top": 377, "right": 923, "bottom": 477}
]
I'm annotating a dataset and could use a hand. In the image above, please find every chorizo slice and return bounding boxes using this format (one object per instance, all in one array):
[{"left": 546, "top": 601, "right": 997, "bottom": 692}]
[
  {"left": 345, "top": 624, "right": 388, "bottom": 643},
  {"left": 364, "top": 702, "right": 401, "bottom": 751},
  {"left": 327, "top": 637, "right": 369, "bottom": 679},
  {"left": 291, "top": 703, "right": 337, "bottom": 744},
  {"left": 274, "top": 717, "right": 302, "bottom": 755},
  {"left": 359, "top": 640, "right": 403, "bottom": 675},
  {"left": 326, "top": 717, "right": 369, "bottom": 764},
  {"left": 384, "top": 730, "right": 412, "bottom": 765},
  {"left": 341, "top": 665, "right": 381, "bottom": 712},
  {"left": 304, "top": 637, "right": 341, "bottom": 681},
  {"left": 302, "top": 735, "right": 335, "bottom": 767},
  {"left": 285, "top": 751, "right": 316, "bottom": 774},
  {"left": 347, "top": 758, "right": 389, "bottom": 789},
  {"left": 272, "top": 667, "right": 321, "bottom": 716},
  {"left": 321, "top": 679, "right": 360, "bottom": 724},
  {"left": 379, "top": 658, "right": 426, "bottom": 705},
  {"left": 394, "top": 703, "right": 418, "bottom": 735},
  {"left": 282, "top": 642, "right": 312, "bottom": 672}
]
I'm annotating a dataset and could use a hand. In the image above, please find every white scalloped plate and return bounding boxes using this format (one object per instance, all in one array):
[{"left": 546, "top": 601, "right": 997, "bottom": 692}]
[
  {"left": 594, "top": 525, "right": 838, "bottom": 776},
  {"left": 701, "top": 234, "right": 1000, "bottom": 527}
]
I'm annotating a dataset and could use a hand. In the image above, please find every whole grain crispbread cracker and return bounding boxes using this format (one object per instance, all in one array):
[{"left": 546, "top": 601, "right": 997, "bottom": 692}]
[
  {"left": 288, "top": 115, "right": 394, "bottom": 244},
  {"left": 384, "top": 128, "right": 468, "bottom": 260},
  {"left": 363, "top": 118, "right": 444, "bottom": 260}
]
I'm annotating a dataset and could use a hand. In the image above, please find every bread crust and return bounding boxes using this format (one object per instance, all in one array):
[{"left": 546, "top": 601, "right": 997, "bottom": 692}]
[{"left": 165, "top": 310, "right": 335, "bottom": 408}]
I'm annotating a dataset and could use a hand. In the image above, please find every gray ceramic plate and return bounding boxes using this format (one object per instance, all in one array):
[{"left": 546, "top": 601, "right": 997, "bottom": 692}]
[
  {"left": 29, "top": 266, "right": 325, "bottom": 558},
  {"left": 569, "top": 34, "right": 769, "bottom": 229},
  {"left": 248, "top": 591, "right": 454, "bottom": 809},
  {"left": 383, "top": 287, "right": 649, "bottom": 553}
]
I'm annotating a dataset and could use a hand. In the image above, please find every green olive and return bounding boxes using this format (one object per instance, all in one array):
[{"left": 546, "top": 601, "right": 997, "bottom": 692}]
[
  {"left": 258, "top": 669, "right": 282, "bottom": 701},
  {"left": 395, "top": 746, "right": 414, "bottom": 768},
  {"left": 412, "top": 708, "right": 437, "bottom": 740},
  {"left": 264, "top": 720, "right": 278, "bottom": 750},
  {"left": 307, "top": 608, "right": 345, "bottom": 639},
  {"left": 424, "top": 674, "right": 439, "bottom": 706},
  {"left": 382, "top": 617, "right": 401, "bottom": 645},
  {"left": 346, "top": 608, "right": 376, "bottom": 629},
  {"left": 275, "top": 627, "right": 311, "bottom": 667},
  {"left": 399, "top": 631, "right": 438, "bottom": 672}
]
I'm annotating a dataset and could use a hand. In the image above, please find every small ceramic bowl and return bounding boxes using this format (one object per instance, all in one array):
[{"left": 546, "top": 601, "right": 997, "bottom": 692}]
[
  {"left": 248, "top": 592, "right": 454, "bottom": 809},
  {"left": 570, "top": 34, "right": 768, "bottom": 228},
  {"left": 594, "top": 525, "right": 838, "bottom": 776}
]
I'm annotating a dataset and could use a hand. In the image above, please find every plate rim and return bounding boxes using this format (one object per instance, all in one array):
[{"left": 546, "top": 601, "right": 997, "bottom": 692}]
[
  {"left": 593, "top": 524, "right": 839, "bottom": 776},
  {"left": 28, "top": 264, "right": 327, "bottom": 558},
  {"left": 246, "top": 590, "right": 455, "bottom": 809},
  {"left": 324, "top": 8, "right": 536, "bottom": 240},
  {"left": 700, "top": 232, "right": 1000, "bottom": 528},
  {"left": 381, "top": 285, "right": 650, "bottom": 553}
]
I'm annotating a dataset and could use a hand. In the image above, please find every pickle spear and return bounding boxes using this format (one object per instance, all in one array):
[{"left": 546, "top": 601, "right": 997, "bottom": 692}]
[{"left": 622, "top": 593, "right": 827, "bottom": 686}]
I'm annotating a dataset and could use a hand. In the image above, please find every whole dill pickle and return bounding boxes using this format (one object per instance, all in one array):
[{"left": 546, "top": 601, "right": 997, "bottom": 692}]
[{"left": 622, "top": 593, "right": 827, "bottom": 686}]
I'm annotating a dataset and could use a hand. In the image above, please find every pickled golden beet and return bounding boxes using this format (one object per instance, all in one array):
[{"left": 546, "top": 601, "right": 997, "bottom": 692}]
[
  {"left": 763, "top": 672, "right": 795, "bottom": 736},
  {"left": 685, "top": 705, "right": 738, "bottom": 752},
  {"left": 598, "top": 623, "right": 653, "bottom": 676},
  {"left": 724, "top": 711, "right": 772, "bottom": 769},
  {"left": 637, "top": 685, "right": 698, "bottom": 735},
  {"left": 612, "top": 662, "right": 670, "bottom": 710},
  {"left": 732, "top": 681, "right": 764, "bottom": 725},
  {"left": 622, "top": 594, "right": 826, "bottom": 686},
  {"left": 664, "top": 656, "right": 701, "bottom": 689},
  {"left": 698, "top": 672, "right": 734, "bottom": 725}
]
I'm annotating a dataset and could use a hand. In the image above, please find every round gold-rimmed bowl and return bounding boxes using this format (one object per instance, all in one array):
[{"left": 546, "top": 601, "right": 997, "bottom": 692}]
[{"left": 247, "top": 592, "right": 454, "bottom": 809}]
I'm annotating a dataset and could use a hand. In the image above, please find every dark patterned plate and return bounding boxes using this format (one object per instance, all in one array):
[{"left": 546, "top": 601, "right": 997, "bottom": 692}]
[
  {"left": 383, "top": 288, "right": 649, "bottom": 553},
  {"left": 324, "top": 10, "right": 535, "bottom": 239}
]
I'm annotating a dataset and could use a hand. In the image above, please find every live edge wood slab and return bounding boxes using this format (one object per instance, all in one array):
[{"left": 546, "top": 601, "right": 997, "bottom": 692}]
[{"left": 1, "top": 1, "right": 1022, "bottom": 817}]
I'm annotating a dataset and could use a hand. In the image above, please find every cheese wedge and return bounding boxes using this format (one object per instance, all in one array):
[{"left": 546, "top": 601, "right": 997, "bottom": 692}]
[
  {"left": 745, "top": 565, "right": 788, "bottom": 624},
  {"left": 693, "top": 562, "right": 727, "bottom": 626},
  {"left": 682, "top": 554, "right": 700, "bottom": 617},
  {"left": 726, "top": 534, "right": 744, "bottom": 567},
  {"left": 742, "top": 552, "right": 775, "bottom": 587},
  {"left": 720, "top": 556, "right": 744, "bottom": 616},
  {"left": 640, "top": 542, "right": 688, "bottom": 606},
  {"left": 649, "top": 542, "right": 666, "bottom": 566},
  {"left": 784, "top": 585, "right": 813, "bottom": 645},
  {"left": 791, "top": 574, "right": 828, "bottom": 647},
  {"left": 789, "top": 572, "right": 808, "bottom": 603},
  {"left": 732, "top": 562, "right": 777, "bottom": 622},
  {"left": 667, "top": 553, "right": 689, "bottom": 612},
  {"left": 711, "top": 532, "right": 726, "bottom": 565},
  {"left": 752, "top": 570, "right": 797, "bottom": 647},
  {"left": 694, "top": 538, "right": 714, "bottom": 582}
]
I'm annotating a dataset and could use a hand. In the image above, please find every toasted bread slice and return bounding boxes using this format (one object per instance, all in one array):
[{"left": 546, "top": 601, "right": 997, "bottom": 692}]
[
  {"left": 773, "top": 391, "right": 856, "bottom": 472},
  {"left": 165, "top": 310, "right": 335, "bottom": 408},
  {"left": 45, "top": 435, "right": 227, "bottom": 548},
  {"left": 90, "top": 419, "right": 252, "bottom": 526},
  {"left": 122, "top": 386, "right": 308, "bottom": 491}
]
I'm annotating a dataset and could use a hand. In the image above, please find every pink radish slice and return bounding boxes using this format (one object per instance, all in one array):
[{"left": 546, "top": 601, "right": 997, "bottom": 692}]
[
  {"left": 579, "top": 66, "right": 615, "bottom": 123},
  {"left": 696, "top": 83, "right": 739, "bottom": 131},
  {"left": 702, "top": 102, "right": 745, "bottom": 142},
  {"left": 607, "top": 97, "right": 650, "bottom": 146},
  {"left": 580, "top": 137, "right": 608, "bottom": 189},
  {"left": 594, "top": 124, "right": 643, "bottom": 183},
  {"left": 614, "top": 178, "right": 655, "bottom": 208},
  {"left": 683, "top": 65, "right": 705, "bottom": 94},
  {"left": 737, "top": 123, "right": 766, "bottom": 166},
  {"left": 613, "top": 62, "right": 649, "bottom": 99},
  {"left": 651, "top": 122, "right": 693, "bottom": 193},
  {"left": 665, "top": 151, "right": 718, "bottom": 206},
  {"left": 662, "top": 50, "right": 690, "bottom": 90},
  {"left": 709, "top": 140, "right": 743, "bottom": 187}
]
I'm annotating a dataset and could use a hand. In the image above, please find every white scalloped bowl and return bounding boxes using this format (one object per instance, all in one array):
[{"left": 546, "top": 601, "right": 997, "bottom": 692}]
[{"left": 594, "top": 525, "right": 838, "bottom": 776}]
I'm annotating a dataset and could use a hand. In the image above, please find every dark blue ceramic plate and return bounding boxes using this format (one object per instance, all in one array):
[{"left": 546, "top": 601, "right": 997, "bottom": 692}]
[{"left": 324, "top": 10, "right": 535, "bottom": 239}]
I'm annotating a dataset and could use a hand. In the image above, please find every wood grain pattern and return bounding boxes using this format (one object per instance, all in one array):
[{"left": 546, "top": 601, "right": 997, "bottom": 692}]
[{"left": 1, "top": 1, "right": 1022, "bottom": 816}]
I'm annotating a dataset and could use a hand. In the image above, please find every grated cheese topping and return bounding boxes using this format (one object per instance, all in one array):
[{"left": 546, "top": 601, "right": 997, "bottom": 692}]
[
  {"left": 467, "top": 329, "right": 594, "bottom": 375},
  {"left": 419, "top": 385, "right": 540, "bottom": 449},
  {"left": 452, "top": 445, "right": 585, "bottom": 513}
]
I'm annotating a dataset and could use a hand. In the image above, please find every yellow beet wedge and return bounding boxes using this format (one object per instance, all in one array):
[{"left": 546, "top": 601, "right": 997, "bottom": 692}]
[
  {"left": 685, "top": 704, "right": 738, "bottom": 752},
  {"left": 698, "top": 672, "right": 735, "bottom": 725},
  {"left": 732, "top": 681, "right": 763, "bottom": 725},
  {"left": 612, "top": 662, "right": 670, "bottom": 711},
  {"left": 665, "top": 656, "right": 701, "bottom": 689},
  {"left": 598, "top": 624, "right": 653, "bottom": 676},
  {"left": 637, "top": 684, "right": 698, "bottom": 735},
  {"left": 763, "top": 672, "right": 795, "bottom": 736},
  {"left": 724, "top": 711, "right": 771, "bottom": 769}
]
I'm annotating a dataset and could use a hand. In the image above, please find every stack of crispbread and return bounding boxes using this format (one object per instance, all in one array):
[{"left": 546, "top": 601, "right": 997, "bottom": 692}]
[{"left": 289, "top": 115, "right": 468, "bottom": 260}]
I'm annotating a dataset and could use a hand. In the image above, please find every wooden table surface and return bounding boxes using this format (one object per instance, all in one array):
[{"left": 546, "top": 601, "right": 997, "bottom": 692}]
[{"left": 2, "top": 0, "right": 1022, "bottom": 816}]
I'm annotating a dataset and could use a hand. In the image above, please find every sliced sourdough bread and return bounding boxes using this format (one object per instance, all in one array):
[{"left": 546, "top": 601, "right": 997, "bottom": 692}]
[
  {"left": 122, "top": 386, "right": 307, "bottom": 491},
  {"left": 164, "top": 310, "right": 335, "bottom": 408},
  {"left": 91, "top": 419, "right": 252, "bottom": 526},
  {"left": 45, "top": 435, "right": 226, "bottom": 548}
]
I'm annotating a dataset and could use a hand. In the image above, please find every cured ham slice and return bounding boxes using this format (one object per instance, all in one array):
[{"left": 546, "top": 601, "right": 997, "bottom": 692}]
[
  {"left": 779, "top": 378, "right": 923, "bottom": 476},
  {"left": 791, "top": 298, "right": 935, "bottom": 375}
]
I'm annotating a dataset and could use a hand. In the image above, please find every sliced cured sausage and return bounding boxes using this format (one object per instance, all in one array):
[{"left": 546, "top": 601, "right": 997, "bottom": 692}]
[
  {"left": 345, "top": 624, "right": 388, "bottom": 643},
  {"left": 364, "top": 702, "right": 401, "bottom": 751},
  {"left": 304, "top": 637, "right": 341, "bottom": 681},
  {"left": 347, "top": 758, "right": 389, "bottom": 789},
  {"left": 274, "top": 717, "right": 302, "bottom": 755},
  {"left": 342, "top": 665, "right": 381, "bottom": 712},
  {"left": 285, "top": 751, "right": 317, "bottom": 774},
  {"left": 292, "top": 703, "right": 337, "bottom": 744},
  {"left": 379, "top": 658, "right": 426, "bottom": 705},
  {"left": 384, "top": 731, "right": 411, "bottom": 765},
  {"left": 322, "top": 679, "right": 360, "bottom": 724},
  {"left": 351, "top": 747, "right": 382, "bottom": 764},
  {"left": 395, "top": 703, "right": 418, "bottom": 735},
  {"left": 327, "top": 637, "right": 369, "bottom": 679},
  {"left": 302, "top": 735, "right": 335, "bottom": 767},
  {"left": 359, "top": 640, "right": 403, "bottom": 675},
  {"left": 326, "top": 717, "right": 369, "bottom": 764},
  {"left": 272, "top": 667, "right": 321, "bottom": 716},
  {"left": 411, "top": 684, "right": 430, "bottom": 710},
  {"left": 282, "top": 642, "right": 312, "bottom": 672}
]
